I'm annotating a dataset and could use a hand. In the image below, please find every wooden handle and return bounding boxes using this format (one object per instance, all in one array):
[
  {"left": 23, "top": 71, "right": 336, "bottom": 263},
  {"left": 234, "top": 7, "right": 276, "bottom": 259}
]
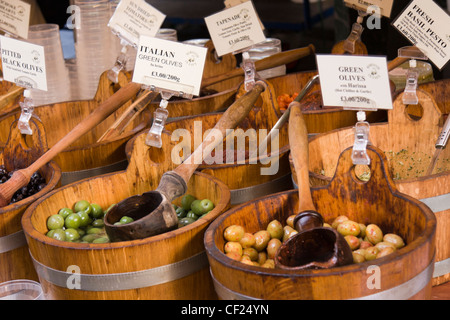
[
  {"left": 173, "top": 81, "right": 267, "bottom": 184},
  {"left": 288, "top": 100, "right": 315, "bottom": 213},
  {"left": 200, "top": 44, "right": 315, "bottom": 88},
  {"left": 0, "top": 81, "right": 141, "bottom": 207},
  {"left": 387, "top": 57, "right": 409, "bottom": 71}
]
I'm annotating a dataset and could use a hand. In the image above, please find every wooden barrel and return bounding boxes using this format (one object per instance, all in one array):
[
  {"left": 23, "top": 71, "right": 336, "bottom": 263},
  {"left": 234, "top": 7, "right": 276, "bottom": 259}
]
[
  {"left": 267, "top": 71, "right": 387, "bottom": 134},
  {"left": 0, "top": 82, "right": 22, "bottom": 116},
  {"left": 21, "top": 130, "right": 230, "bottom": 300},
  {"left": 0, "top": 118, "right": 61, "bottom": 282},
  {"left": 158, "top": 80, "right": 292, "bottom": 206},
  {"left": 204, "top": 146, "right": 436, "bottom": 300},
  {"left": 299, "top": 88, "right": 449, "bottom": 286},
  {"left": 0, "top": 72, "right": 139, "bottom": 186}
]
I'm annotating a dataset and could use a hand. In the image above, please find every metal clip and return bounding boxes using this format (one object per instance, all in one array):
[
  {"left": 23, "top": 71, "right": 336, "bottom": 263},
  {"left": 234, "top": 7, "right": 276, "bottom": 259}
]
[
  {"left": 343, "top": 11, "right": 366, "bottom": 54},
  {"left": 18, "top": 89, "right": 34, "bottom": 135},
  {"left": 242, "top": 51, "right": 256, "bottom": 92},
  {"left": 397, "top": 46, "right": 428, "bottom": 105},
  {"left": 352, "top": 111, "right": 371, "bottom": 165},
  {"left": 145, "top": 91, "right": 173, "bottom": 148},
  {"left": 108, "top": 39, "right": 130, "bottom": 83}
]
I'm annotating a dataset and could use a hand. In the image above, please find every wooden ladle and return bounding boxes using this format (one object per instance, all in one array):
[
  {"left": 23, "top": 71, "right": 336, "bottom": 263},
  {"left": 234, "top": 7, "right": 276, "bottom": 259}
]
[
  {"left": 104, "top": 81, "right": 268, "bottom": 242},
  {"left": 0, "top": 81, "right": 142, "bottom": 207},
  {"left": 274, "top": 99, "right": 353, "bottom": 270}
]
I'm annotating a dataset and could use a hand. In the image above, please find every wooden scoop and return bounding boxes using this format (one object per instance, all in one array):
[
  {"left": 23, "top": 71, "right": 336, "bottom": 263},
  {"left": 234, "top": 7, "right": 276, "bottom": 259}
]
[
  {"left": 201, "top": 45, "right": 315, "bottom": 89},
  {"left": 104, "top": 81, "right": 268, "bottom": 242},
  {"left": 274, "top": 100, "right": 353, "bottom": 270},
  {"left": 0, "top": 81, "right": 142, "bottom": 207}
]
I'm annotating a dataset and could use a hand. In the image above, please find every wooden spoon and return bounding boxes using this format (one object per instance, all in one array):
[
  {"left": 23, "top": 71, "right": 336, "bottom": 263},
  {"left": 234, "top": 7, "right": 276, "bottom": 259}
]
[
  {"left": 104, "top": 81, "right": 268, "bottom": 242},
  {"left": 274, "top": 99, "right": 353, "bottom": 270},
  {"left": 0, "top": 81, "right": 142, "bottom": 207}
]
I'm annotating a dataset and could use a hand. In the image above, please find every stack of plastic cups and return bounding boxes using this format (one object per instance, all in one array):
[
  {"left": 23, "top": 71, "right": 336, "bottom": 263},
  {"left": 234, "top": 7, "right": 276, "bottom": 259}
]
[
  {"left": 247, "top": 38, "right": 286, "bottom": 79},
  {"left": 65, "top": 58, "right": 80, "bottom": 100},
  {"left": 74, "top": 0, "right": 113, "bottom": 100},
  {"left": 27, "top": 24, "right": 71, "bottom": 106},
  {"left": 108, "top": 0, "right": 136, "bottom": 72},
  {"left": 156, "top": 28, "right": 178, "bottom": 41}
]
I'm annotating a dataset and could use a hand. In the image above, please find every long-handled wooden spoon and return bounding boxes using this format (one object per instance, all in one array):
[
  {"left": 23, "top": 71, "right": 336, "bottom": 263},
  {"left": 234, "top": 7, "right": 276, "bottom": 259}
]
[
  {"left": 274, "top": 99, "right": 353, "bottom": 270},
  {"left": 104, "top": 81, "right": 268, "bottom": 242},
  {"left": 0, "top": 81, "right": 142, "bottom": 207}
]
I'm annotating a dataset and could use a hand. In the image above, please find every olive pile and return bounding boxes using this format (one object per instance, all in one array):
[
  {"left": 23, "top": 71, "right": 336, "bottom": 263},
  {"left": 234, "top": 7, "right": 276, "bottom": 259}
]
[
  {"left": 45, "top": 200, "right": 131, "bottom": 243},
  {"left": 223, "top": 215, "right": 406, "bottom": 268},
  {"left": 0, "top": 165, "right": 46, "bottom": 203},
  {"left": 326, "top": 215, "right": 405, "bottom": 263},
  {"left": 173, "top": 194, "right": 215, "bottom": 227}
]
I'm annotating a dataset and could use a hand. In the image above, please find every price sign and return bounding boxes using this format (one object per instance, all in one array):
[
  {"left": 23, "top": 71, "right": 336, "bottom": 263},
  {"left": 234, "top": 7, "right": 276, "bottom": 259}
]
[
  {"left": 0, "top": 0, "right": 31, "bottom": 39},
  {"left": 316, "top": 54, "right": 392, "bottom": 110},
  {"left": 1, "top": 35, "right": 47, "bottom": 91},
  {"left": 392, "top": 0, "right": 450, "bottom": 70},
  {"left": 108, "top": 0, "right": 165, "bottom": 47},
  {"left": 132, "top": 36, "right": 207, "bottom": 97},
  {"left": 204, "top": 1, "right": 266, "bottom": 56}
]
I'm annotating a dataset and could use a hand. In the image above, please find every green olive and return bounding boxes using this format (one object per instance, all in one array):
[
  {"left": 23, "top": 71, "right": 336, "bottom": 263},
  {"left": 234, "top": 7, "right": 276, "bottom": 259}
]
[
  {"left": 352, "top": 251, "right": 365, "bottom": 264},
  {"left": 331, "top": 215, "right": 349, "bottom": 229},
  {"left": 90, "top": 203, "right": 104, "bottom": 219},
  {"left": 253, "top": 230, "right": 271, "bottom": 252},
  {"left": 239, "top": 232, "right": 256, "bottom": 248},
  {"left": 65, "top": 228, "right": 80, "bottom": 242},
  {"left": 47, "top": 214, "right": 65, "bottom": 230},
  {"left": 77, "top": 211, "right": 92, "bottom": 227},
  {"left": 87, "top": 227, "right": 103, "bottom": 234},
  {"left": 224, "top": 241, "right": 243, "bottom": 256},
  {"left": 50, "top": 229, "right": 66, "bottom": 241},
  {"left": 223, "top": 225, "right": 245, "bottom": 242},
  {"left": 376, "top": 247, "right": 395, "bottom": 258},
  {"left": 344, "top": 235, "right": 360, "bottom": 250},
  {"left": 383, "top": 233, "right": 405, "bottom": 249},
  {"left": 92, "top": 237, "right": 110, "bottom": 244},
  {"left": 178, "top": 217, "right": 196, "bottom": 227},
  {"left": 181, "top": 194, "right": 196, "bottom": 211},
  {"left": 266, "top": 238, "right": 282, "bottom": 259},
  {"left": 337, "top": 220, "right": 361, "bottom": 237},
  {"left": 65, "top": 213, "right": 81, "bottom": 229},
  {"left": 242, "top": 247, "right": 259, "bottom": 261},
  {"left": 364, "top": 246, "right": 379, "bottom": 261},
  {"left": 266, "top": 220, "right": 283, "bottom": 240},
  {"left": 91, "top": 219, "right": 105, "bottom": 228},
  {"left": 366, "top": 224, "right": 383, "bottom": 245},
  {"left": 58, "top": 208, "right": 73, "bottom": 219},
  {"left": 81, "top": 234, "right": 100, "bottom": 243},
  {"left": 186, "top": 211, "right": 199, "bottom": 220},
  {"left": 74, "top": 200, "right": 90, "bottom": 214},
  {"left": 119, "top": 216, "right": 134, "bottom": 224},
  {"left": 375, "top": 241, "right": 396, "bottom": 251}
]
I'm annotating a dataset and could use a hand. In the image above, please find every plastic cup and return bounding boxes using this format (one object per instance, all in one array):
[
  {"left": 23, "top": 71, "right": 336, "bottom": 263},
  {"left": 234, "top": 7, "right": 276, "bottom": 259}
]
[
  {"left": 247, "top": 38, "right": 286, "bottom": 79},
  {"left": 156, "top": 28, "right": 178, "bottom": 42},
  {"left": 0, "top": 280, "right": 44, "bottom": 300}
]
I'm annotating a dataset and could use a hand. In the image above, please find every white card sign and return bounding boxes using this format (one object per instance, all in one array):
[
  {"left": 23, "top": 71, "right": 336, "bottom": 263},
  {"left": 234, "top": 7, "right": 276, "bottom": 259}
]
[
  {"left": 204, "top": 1, "right": 266, "bottom": 57},
  {"left": 108, "top": 0, "right": 165, "bottom": 47},
  {"left": 316, "top": 54, "right": 392, "bottom": 110},
  {"left": 0, "top": 0, "right": 31, "bottom": 39},
  {"left": 1, "top": 35, "right": 47, "bottom": 91},
  {"left": 132, "top": 36, "right": 207, "bottom": 97},
  {"left": 392, "top": 0, "right": 450, "bottom": 70}
]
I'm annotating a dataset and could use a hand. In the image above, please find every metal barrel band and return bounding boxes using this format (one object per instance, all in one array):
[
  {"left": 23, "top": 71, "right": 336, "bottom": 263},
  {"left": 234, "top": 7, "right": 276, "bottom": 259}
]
[
  {"left": 0, "top": 230, "right": 27, "bottom": 254},
  {"left": 210, "top": 257, "right": 434, "bottom": 300},
  {"left": 433, "top": 257, "right": 450, "bottom": 278},
  {"left": 61, "top": 159, "right": 129, "bottom": 186},
  {"left": 30, "top": 250, "right": 209, "bottom": 292},
  {"left": 230, "top": 173, "right": 293, "bottom": 205}
]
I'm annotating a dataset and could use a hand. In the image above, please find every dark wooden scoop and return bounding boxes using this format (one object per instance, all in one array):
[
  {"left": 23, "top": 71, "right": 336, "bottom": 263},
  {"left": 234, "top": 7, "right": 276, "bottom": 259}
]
[
  {"left": 274, "top": 100, "right": 353, "bottom": 270},
  {"left": 104, "top": 81, "right": 267, "bottom": 242}
]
